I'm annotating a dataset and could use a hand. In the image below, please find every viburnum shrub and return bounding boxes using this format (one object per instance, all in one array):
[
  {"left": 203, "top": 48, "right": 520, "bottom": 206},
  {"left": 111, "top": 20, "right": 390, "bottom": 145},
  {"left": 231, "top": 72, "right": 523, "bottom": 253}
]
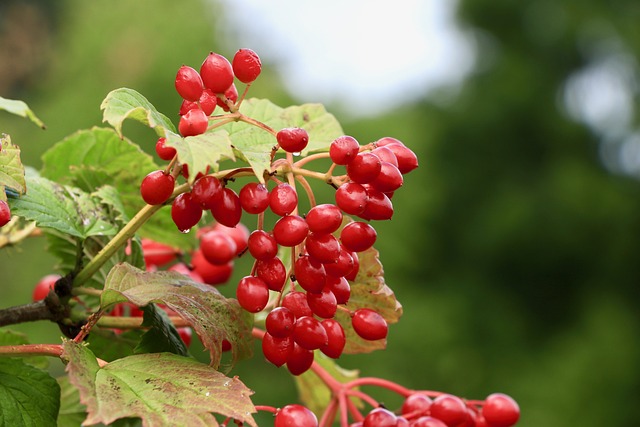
[{"left": 0, "top": 49, "right": 520, "bottom": 427}]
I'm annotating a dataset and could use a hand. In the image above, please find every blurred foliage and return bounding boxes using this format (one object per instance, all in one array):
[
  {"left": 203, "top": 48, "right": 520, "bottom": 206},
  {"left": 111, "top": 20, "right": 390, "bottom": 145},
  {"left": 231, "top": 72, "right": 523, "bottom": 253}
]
[{"left": 1, "top": 0, "right": 640, "bottom": 426}]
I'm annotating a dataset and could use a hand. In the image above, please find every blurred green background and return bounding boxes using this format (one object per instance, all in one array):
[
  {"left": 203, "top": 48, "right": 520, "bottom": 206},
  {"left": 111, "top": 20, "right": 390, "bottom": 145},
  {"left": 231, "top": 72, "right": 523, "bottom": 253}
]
[{"left": 1, "top": 0, "right": 640, "bottom": 426}]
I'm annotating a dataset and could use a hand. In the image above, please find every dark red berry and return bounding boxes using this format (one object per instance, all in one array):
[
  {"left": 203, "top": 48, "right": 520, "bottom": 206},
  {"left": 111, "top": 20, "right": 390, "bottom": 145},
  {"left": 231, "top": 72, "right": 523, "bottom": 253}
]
[
  {"left": 180, "top": 88, "right": 218, "bottom": 116},
  {"left": 326, "top": 276, "right": 350, "bottom": 304},
  {"left": 255, "top": 257, "right": 287, "bottom": 291},
  {"left": 140, "top": 170, "right": 175, "bottom": 205},
  {"left": 376, "top": 138, "right": 418, "bottom": 174},
  {"left": 335, "top": 182, "right": 368, "bottom": 215},
  {"left": 200, "top": 52, "right": 234, "bottom": 93},
  {"left": 307, "top": 288, "right": 337, "bottom": 319},
  {"left": 329, "top": 135, "right": 360, "bottom": 165},
  {"left": 216, "top": 83, "right": 238, "bottom": 112},
  {"left": 273, "top": 214, "right": 309, "bottom": 247},
  {"left": 293, "top": 316, "right": 328, "bottom": 350},
  {"left": 178, "top": 327, "right": 193, "bottom": 347},
  {"left": 262, "top": 333, "right": 293, "bottom": 367},
  {"left": 269, "top": 183, "right": 298, "bottom": 216},
  {"left": 179, "top": 108, "right": 208, "bottom": 137},
  {"left": 191, "top": 175, "right": 223, "bottom": 209},
  {"left": 275, "top": 404, "right": 318, "bottom": 427},
  {"left": 371, "top": 145, "right": 398, "bottom": 167},
  {"left": 247, "top": 229, "right": 278, "bottom": 260},
  {"left": 305, "top": 232, "right": 340, "bottom": 264},
  {"left": 32, "top": 274, "right": 60, "bottom": 302},
  {"left": 141, "top": 238, "right": 179, "bottom": 268},
  {"left": 175, "top": 65, "right": 204, "bottom": 102},
  {"left": 430, "top": 394, "right": 468, "bottom": 427},
  {"left": 305, "top": 204, "right": 343, "bottom": 234},
  {"left": 266, "top": 307, "right": 296, "bottom": 338},
  {"left": 411, "top": 417, "right": 448, "bottom": 427},
  {"left": 211, "top": 187, "right": 242, "bottom": 227},
  {"left": 0, "top": 200, "right": 10, "bottom": 227},
  {"left": 320, "top": 319, "right": 346, "bottom": 359},
  {"left": 344, "top": 251, "right": 360, "bottom": 281},
  {"left": 171, "top": 192, "right": 203, "bottom": 232},
  {"left": 286, "top": 342, "right": 315, "bottom": 376},
  {"left": 281, "top": 291, "right": 313, "bottom": 318},
  {"left": 481, "top": 393, "right": 520, "bottom": 427},
  {"left": 199, "top": 230, "right": 237, "bottom": 265},
  {"left": 277, "top": 127, "right": 309, "bottom": 153},
  {"left": 324, "top": 249, "right": 355, "bottom": 279},
  {"left": 232, "top": 48, "right": 262, "bottom": 84},
  {"left": 239, "top": 182, "right": 270, "bottom": 214},
  {"left": 401, "top": 393, "right": 433, "bottom": 417},
  {"left": 294, "top": 255, "right": 326, "bottom": 293},
  {"left": 236, "top": 276, "right": 269, "bottom": 313},
  {"left": 346, "top": 152, "right": 382, "bottom": 184},
  {"left": 352, "top": 308, "right": 388, "bottom": 341},
  {"left": 360, "top": 186, "right": 393, "bottom": 221},
  {"left": 340, "top": 221, "right": 377, "bottom": 252},
  {"left": 155, "top": 137, "right": 177, "bottom": 161},
  {"left": 370, "top": 161, "right": 403, "bottom": 193}
]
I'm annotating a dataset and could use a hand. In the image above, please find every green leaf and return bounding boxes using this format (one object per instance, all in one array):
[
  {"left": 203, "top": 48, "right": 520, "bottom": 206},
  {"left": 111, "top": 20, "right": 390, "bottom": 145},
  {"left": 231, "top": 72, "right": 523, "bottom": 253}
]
[
  {"left": 0, "top": 96, "right": 45, "bottom": 128},
  {"left": 134, "top": 304, "right": 189, "bottom": 356},
  {"left": 101, "top": 263, "right": 253, "bottom": 369},
  {"left": 336, "top": 245, "right": 403, "bottom": 354},
  {"left": 62, "top": 341, "right": 256, "bottom": 427},
  {"left": 279, "top": 103, "right": 344, "bottom": 154},
  {"left": 0, "top": 358, "right": 60, "bottom": 427},
  {"left": 8, "top": 169, "right": 118, "bottom": 239},
  {"left": 86, "top": 329, "right": 144, "bottom": 363},
  {"left": 57, "top": 376, "right": 87, "bottom": 427},
  {"left": 0, "top": 134, "right": 26, "bottom": 202},
  {"left": 0, "top": 329, "right": 49, "bottom": 369},
  {"left": 294, "top": 353, "right": 361, "bottom": 417},
  {"left": 164, "top": 130, "right": 235, "bottom": 184},
  {"left": 100, "top": 88, "right": 176, "bottom": 138}
]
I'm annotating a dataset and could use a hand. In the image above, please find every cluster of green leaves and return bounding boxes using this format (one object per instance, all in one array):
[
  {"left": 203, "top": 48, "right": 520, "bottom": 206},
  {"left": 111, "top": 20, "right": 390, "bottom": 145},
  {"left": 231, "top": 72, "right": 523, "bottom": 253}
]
[{"left": 0, "top": 90, "right": 402, "bottom": 425}]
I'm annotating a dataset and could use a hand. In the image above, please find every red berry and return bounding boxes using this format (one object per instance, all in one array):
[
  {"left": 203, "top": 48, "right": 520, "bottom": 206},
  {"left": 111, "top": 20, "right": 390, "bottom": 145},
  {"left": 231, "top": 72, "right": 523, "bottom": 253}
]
[
  {"left": 178, "top": 108, "right": 208, "bottom": 137},
  {"left": 307, "top": 288, "right": 337, "bottom": 319},
  {"left": 326, "top": 276, "right": 351, "bottom": 304},
  {"left": 177, "top": 327, "right": 193, "bottom": 347},
  {"left": 401, "top": 393, "right": 433, "bottom": 417},
  {"left": 247, "top": 229, "right": 278, "bottom": 260},
  {"left": 211, "top": 187, "right": 242, "bottom": 227},
  {"left": 199, "top": 230, "right": 237, "bottom": 265},
  {"left": 191, "top": 249, "right": 233, "bottom": 285},
  {"left": 286, "top": 342, "right": 315, "bottom": 376},
  {"left": 32, "top": 274, "right": 60, "bottom": 302},
  {"left": 370, "top": 161, "right": 403, "bottom": 193},
  {"left": 200, "top": 52, "right": 234, "bottom": 93},
  {"left": 344, "top": 251, "right": 360, "bottom": 281},
  {"left": 371, "top": 145, "right": 399, "bottom": 166},
  {"left": 277, "top": 127, "right": 309, "bottom": 153},
  {"left": 330, "top": 135, "right": 360, "bottom": 165},
  {"left": 272, "top": 214, "right": 309, "bottom": 247},
  {"left": 281, "top": 291, "right": 313, "bottom": 318},
  {"left": 265, "top": 306, "right": 296, "bottom": 338},
  {"left": 293, "top": 316, "right": 328, "bottom": 350},
  {"left": 141, "top": 238, "right": 179, "bottom": 268},
  {"left": 239, "top": 182, "right": 270, "bottom": 214},
  {"left": 360, "top": 186, "right": 394, "bottom": 221},
  {"left": 294, "top": 255, "right": 326, "bottom": 293},
  {"left": 335, "top": 182, "right": 368, "bottom": 215},
  {"left": 191, "top": 175, "right": 223, "bottom": 209},
  {"left": 363, "top": 407, "right": 397, "bottom": 427},
  {"left": 430, "top": 394, "right": 468, "bottom": 427},
  {"left": 481, "top": 393, "right": 520, "bottom": 427},
  {"left": 346, "top": 152, "right": 382, "bottom": 184},
  {"left": 305, "top": 204, "right": 343, "bottom": 234},
  {"left": 352, "top": 308, "right": 388, "bottom": 341},
  {"left": 275, "top": 404, "right": 318, "bottom": 427},
  {"left": 236, "top": 276, "right": 269, "bottom": 313},
  {"left": 340, "top": 221, "right": 377, "bottom": 252},
  {"left": 175, "top": 65, "right": 203, "bottom": 102},
  {"left": 411, "top": 417, "right": 448, "bottom": 427},
  {"left": 171, "top": 192, "right": 203, "bottom": 232},
  {"left": 324, "top": 249, "right": 355, "bottom": 279},
  {"left": 376, "top": 138, "right": 418, "bottom": 174},
  {"left": 269, "top": 183, "right": 298, "bottom": 216},
  {"left": 155, "top": 137, "right": 177, "bottom": 161},
  {"left": 319, "top": 319, "right": 346, "bottom": 359},
  {"left": 262, "top": 333, "right": 293, "bottom": 367},
  {"left": 232, "top": 48, "right": 262, "bottom": 84},
  {"left": 140, "top": 170, "right": 175, "bottom": 205},
  {"left": 212, "top": 222, "right": 249, "bottom": 255},
  {"left": 168, "top": 262, "right": 204, "bottom": 283},
  {"left": 305, "top": 232, "right": 340, "bottom": 264},
  {"left": 0, "top": 200, "right": 10, "bottom": 227},
  {"left": 216, "top": 83, "right": 238, "bottom": 112},
  {"left": 255, "top": 256, "right": 287, "bottom": 291}
]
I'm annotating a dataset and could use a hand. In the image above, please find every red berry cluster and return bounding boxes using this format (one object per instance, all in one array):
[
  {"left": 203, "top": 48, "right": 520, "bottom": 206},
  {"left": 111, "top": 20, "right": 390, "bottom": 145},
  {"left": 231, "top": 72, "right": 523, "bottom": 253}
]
[
  {"left": 353, "top": 392, "right": 520, "bottom": 427},
  {"left": 0, "top": 199, "right": 11, "bottom": 227}
]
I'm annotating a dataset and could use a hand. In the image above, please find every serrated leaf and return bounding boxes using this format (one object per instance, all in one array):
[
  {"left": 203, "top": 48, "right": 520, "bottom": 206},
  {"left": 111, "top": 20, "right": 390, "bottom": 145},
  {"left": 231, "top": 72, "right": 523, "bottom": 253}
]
[
  {"left": 8, "top": 170, "right": 118, "bottom": 239},
  {"left": 336, "top": 245, "right": 403, "bottom": 354},
  {"left": 101, "top": 263, "right": 253, "bottom": 369},
  {"left": 294, "top": 353, "right": 361, "bottom": 417},
  {"left": 62, "top": 341, "right": 255, "bottom": 427},
  {"left": 0, "top": 329, "right": 49, "bottom": 369},
  {"left": 100, "top": 88, "right": 176, "bottom": 138},
  {"left": 0, "top": 96, "right": 45, "bottom": 128},
  {"left": 134, "top": 304, "right": 189, "bottom": 356},
  {"left": 164, "top": 130, "right": 235, "bottom": 184},
  {"left": 0, "top": 358, "right": 60, "bottom": 427},
  {"left": 0, "top": 134, "right": 26, "bottom": 202}
]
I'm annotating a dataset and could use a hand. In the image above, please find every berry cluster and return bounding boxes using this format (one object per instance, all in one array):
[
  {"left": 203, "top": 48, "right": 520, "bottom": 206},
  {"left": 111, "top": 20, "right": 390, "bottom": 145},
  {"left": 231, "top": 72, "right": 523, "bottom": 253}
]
[{"left": 354, "top": 392, "right": 520, "bottom": 427}]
